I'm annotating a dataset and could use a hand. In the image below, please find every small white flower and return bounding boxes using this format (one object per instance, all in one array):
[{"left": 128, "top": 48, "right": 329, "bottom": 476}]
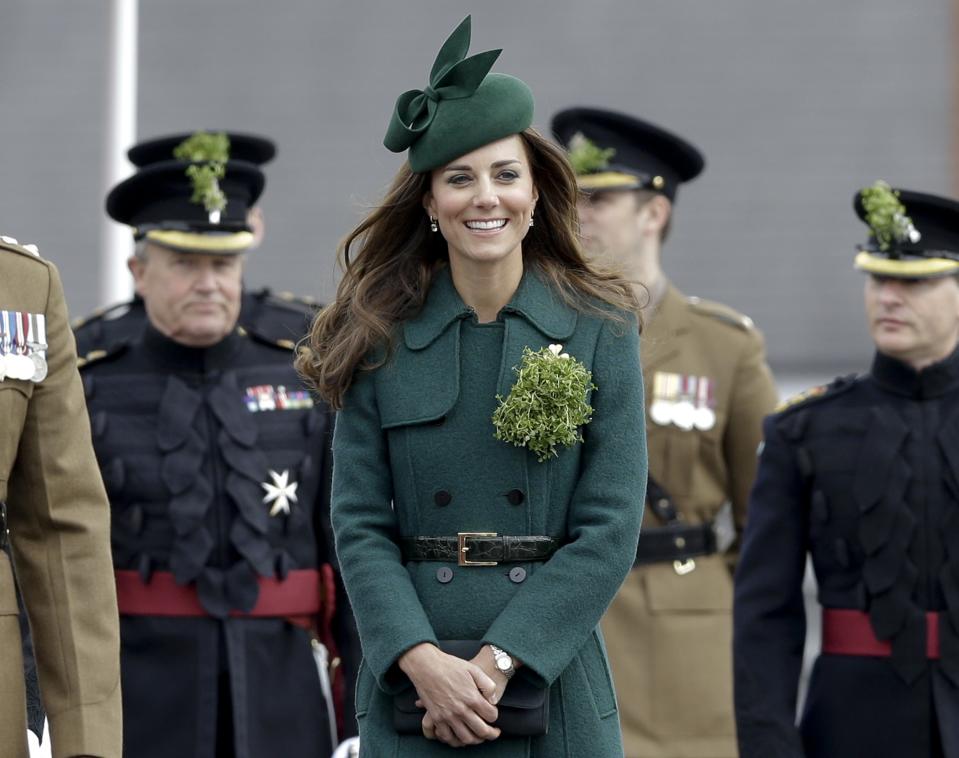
[
  {"left": 548, "top": 344, "right": 563, "bottom": 356},
  {"left": 560, "top": 352, "right": 570, "bottom": 359}
]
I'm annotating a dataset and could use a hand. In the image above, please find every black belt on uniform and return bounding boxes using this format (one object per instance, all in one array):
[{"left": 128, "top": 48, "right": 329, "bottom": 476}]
[
  {"left": 400, "top": 534, "right": 562, "bottom": 566},
  {"left": 635, "top": 475, "right": 733, "bottom": 574},
  {"left": 634, "top": 522, "right": 717, "bottom": 566}
]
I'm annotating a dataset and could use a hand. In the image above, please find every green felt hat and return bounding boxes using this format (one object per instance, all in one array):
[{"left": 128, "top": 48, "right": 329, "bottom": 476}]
[{"left": 384, "top": 16, "right": 534, "bottom": 173}]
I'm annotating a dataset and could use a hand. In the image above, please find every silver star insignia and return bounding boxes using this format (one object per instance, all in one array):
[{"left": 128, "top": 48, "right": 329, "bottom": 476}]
[{"left": 261, "top": 469, "right": 298, "bottom": 517}]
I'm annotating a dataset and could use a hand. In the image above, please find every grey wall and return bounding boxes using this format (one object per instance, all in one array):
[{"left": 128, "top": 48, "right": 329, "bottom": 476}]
[{"left": 1, "top": 0, "right": 953, "bottom": 373}]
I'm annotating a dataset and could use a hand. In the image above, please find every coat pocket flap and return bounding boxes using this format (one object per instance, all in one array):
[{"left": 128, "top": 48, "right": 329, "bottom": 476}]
[
  {"left": 377, "top": 325, "right": 460, "bottom": 429},
  {"left": 642, "top": 555, "right": 733, "bottom": 612}
]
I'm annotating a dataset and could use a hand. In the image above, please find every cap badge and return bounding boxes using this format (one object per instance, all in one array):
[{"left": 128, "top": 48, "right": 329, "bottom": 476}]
[
  {"left": 567, "top": 132, "right": 615, "bottom": 176},
  {"left": 174, "top": 131, "right": 230, "bottom": 223},
  {"left": 860, "top": 180, "right": 921, "bottom": 252}
]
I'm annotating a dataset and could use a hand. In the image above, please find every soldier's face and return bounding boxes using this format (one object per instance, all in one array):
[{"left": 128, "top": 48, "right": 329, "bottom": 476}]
[
  {"left": 129, "top": 245, "right": 244, "bottom": 347},
  {"left": 864, "top": 274, "right": 959, "bottom": 370},
  {"left": 575, "top": 190, "right": 662, "bottom": 264}
]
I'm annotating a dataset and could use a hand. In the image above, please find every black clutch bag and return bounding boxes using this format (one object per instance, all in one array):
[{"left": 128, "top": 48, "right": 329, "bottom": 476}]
[{"left": 392, "top": 640, "right": 549, "bottom": 737}]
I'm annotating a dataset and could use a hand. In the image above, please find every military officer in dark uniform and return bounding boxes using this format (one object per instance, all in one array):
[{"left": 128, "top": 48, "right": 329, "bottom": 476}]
[
  {"left": 81, "top": 152, "right": 358, "bottom": 757},
  {"left": 73, "top": 130, "right": 319, "bottom": 357},
  {"left": 735, "top": 184, "right": 959, "bottom": 757},
  {"left": 551, "top": 108, "right": 778, "bottom": 758}
]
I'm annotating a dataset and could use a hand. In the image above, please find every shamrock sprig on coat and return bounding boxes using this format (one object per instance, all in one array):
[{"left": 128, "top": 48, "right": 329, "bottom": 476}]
[{"left": 492, "top": 344, "right": 596, "bottom": 462}]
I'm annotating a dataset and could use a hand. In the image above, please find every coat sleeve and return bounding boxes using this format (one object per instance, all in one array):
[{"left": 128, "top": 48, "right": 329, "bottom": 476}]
[
  {"left": 724, "top": 328, "right": 778, "bottom": 566},
  {"left": 483, "top": 315, "right": 647, "bottom": 685},
  {"left": 7, "top": 262, "right": 122, "bottom": 758},
  {"left": 733, "top": 415, "right": 808, "bottom": 758},
  {"left": 331, "top": 367, "right": 439, "bottom": 692}
]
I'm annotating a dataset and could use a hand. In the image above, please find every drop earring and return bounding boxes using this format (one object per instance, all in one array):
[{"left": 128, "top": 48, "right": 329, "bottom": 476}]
[
  {"left": 429, "top": 216, "right": 438, "bottom": 233},
  {"left": 529, "top": 213, "right": 535, "bottom": 228}
]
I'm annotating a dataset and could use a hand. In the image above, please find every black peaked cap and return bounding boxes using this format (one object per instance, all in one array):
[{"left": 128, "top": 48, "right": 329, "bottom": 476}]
[
  {"left": 551, "top": 107, "right": 704, "bottom": 201},
  {"left": 106, "top": 159, "right": 265, "bottom": 232}
]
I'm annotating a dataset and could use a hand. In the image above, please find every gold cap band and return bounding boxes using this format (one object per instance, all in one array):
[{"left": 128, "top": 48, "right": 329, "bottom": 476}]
[
  {"left": 854, "top": 251, "right": 959, "bottom": 278},
  {"left": 577, "top": 171, "right": 645, "bottom": 191},
  {"left": 143, "top": 229, "right": 254, "bottom": 254}
]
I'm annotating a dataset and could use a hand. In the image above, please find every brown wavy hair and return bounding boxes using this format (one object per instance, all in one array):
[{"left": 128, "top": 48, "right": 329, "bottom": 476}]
[{"left": 297, "top": 127, "right": 644, "bottom": 409}]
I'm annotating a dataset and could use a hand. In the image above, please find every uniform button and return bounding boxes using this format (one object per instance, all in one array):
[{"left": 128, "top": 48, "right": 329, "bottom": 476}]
[
  {"left": 506, "top": 489, "right": 524, "bottom": 506},
  {"left": 508, "top": 567, "right": 527, "bottom": 584},
  {"left": 92, "top": 412, "right": 108, "bottom": 439},
  {"left": 434, "top": 490, "right": 452, "bottom": 507},
  {"left": 436, "top": 567, "right": 454, "bottom": 584}
]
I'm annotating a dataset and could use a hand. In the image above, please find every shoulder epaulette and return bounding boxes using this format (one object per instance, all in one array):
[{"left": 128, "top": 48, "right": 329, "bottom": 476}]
[
  {"left": 686, "top": 295, "right": 755, "bottom": 331},
  {"left": 0, "top": 235, "right": 43, "bottom": 261},
  {"left": 237, "top": 325, "right": 299, "bottom": 352},
  {"left": 76, "top": 343, "right": 129, "bottom": 370},
  {"left": 774, "top": 373, "right": 859, "bottom": 415},
  {"left": 249, "top": 287, "right": 322, "bottom": 315},
  {"left": 72, "top": 299, "right": 138, "bottom": 331}
]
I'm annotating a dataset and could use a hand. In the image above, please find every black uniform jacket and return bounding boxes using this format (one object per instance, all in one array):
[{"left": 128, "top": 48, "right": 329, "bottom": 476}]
[
  {"left": 734, "top": 349, "right": 959, "bottom": 758},
  {"left": 79, "top": 322, "right": 358, "bottom": 758}
]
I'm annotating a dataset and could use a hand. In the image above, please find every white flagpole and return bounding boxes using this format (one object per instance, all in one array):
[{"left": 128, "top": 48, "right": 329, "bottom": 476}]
[{"left": 100, "top": 0, "right": 138, "bottom": 305}]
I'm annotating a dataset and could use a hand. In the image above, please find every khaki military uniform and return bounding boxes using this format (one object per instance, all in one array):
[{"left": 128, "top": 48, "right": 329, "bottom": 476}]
[
  {"left": 603, "top": 283, "right": 778, "bottom": 758},
  {"left": 0, "top": 239, "right": 122, "bottom": 758}
]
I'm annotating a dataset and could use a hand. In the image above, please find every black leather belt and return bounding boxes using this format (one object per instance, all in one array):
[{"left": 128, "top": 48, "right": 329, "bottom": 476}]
[
  {"left": 634, "top": 523, "right": 717, "bottom": 567},
  {"left": 400, "top": 533, "right": 562, "bottom": 566}
]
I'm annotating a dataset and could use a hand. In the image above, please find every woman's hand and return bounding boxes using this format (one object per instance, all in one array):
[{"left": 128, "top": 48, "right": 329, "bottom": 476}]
[
  {"left": 400, "top": 643, "right": 501, "bottom": 747},
  {"left": 468, "top": 645, "right": 513, "bottom": 707}
]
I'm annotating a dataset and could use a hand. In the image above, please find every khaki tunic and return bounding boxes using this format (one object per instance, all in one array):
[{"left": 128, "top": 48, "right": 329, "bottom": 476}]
[
  {"left": 603, "top": 283, "right": 778, "bottom": 758},
  {"left": 0, "top": 241, "right": 121, "bottom": 758}
]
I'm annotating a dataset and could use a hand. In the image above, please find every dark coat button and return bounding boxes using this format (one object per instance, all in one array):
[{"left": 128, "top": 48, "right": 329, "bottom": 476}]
[
  {"left": 434, "top": 490, "right": 452, "bottom": 507},
  {"left": 509, "top": 567, "right": 527, "bottom": 583},
  {"left": 506, "top": 489, "right": 525, "bottom": 506},
  {"left": 436, "top": 567, "right": 454, "bottom": 584}
]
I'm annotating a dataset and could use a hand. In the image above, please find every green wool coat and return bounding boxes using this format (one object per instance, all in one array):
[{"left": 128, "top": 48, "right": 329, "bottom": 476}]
[{"left": 332, "top": 266, "right": 647, "bottom": 757}]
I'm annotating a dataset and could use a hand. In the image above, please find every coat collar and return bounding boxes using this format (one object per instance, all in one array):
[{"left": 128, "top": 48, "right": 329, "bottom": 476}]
[
  {"left": 871, "top": 346, "right": 959, "bottom": 399},
  {"left": 404, "top": 265, "right": 577, "bottom": 350}
]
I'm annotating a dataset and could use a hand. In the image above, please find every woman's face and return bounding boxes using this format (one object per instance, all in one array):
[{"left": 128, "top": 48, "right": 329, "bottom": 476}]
[{"left": 424, "top": 135, "right": 538, "bottom": 269}]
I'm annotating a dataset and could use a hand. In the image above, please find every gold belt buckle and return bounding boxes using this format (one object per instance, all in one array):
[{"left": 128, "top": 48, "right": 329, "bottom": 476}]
[{"left": 458, "top": 532, "right": 498, "bottom": 566}]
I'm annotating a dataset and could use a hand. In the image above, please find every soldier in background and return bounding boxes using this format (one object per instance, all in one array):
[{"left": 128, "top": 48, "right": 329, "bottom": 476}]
[
  {"left": 552, "top": 107, "right": 778, "bottom": 758},
  {"left": 73, "top": 131, "right": 319, "bottom": 357},
  {"left": 0, "top": 236, "right": 121, "bottom": 758},
  {"left": 80, "top": 145, "right": 357, "bottom": 757},
  {"left": 735, "top": 184, "right": 959, "bottom": 757}
]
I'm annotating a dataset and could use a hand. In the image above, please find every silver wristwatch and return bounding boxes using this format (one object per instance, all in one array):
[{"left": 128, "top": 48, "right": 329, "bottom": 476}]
[{"left": 489, "top": 644, "right": 516, "bottom": 679}]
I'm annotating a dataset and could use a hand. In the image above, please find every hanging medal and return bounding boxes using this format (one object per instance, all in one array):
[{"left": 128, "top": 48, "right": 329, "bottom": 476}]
[
  {"left": 9, "top": 312, "right": 35, "bottom": 380},
  {"left": 693, "top": 377, "right": 717, "bottom": 431},
  {"left": 27, "top": 312, "right": 47, "bottom": 382},
  {"left": 2, "top": 311, "right": 24, "bottom": 379},
  {"left": 672, "top": 374, "right": 696, "bottom": 431},
  {"left": 649, "top": 372, "right": 673, "bottom": 426},
  {"left": 0, "top": 311, "right": 8, "bottom": 382}
]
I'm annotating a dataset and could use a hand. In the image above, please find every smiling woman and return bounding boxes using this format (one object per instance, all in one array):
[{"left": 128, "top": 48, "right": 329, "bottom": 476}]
[{"left": 297, "top": 15, "right": 647, "bottom": 758}]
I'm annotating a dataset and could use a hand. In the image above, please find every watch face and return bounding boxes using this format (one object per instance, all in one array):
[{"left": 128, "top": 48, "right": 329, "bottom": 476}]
[{"left": 496, "top": 657, "right": 511, "bottom": 672}]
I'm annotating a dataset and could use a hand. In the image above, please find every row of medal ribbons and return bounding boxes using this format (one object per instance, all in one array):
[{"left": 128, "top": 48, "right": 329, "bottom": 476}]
[
  {"left": 0, "top": 310, "right": 47, "bottom": 383},
  {"left": 649, "top": 371, "right": 716, "bottom": 431}
]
